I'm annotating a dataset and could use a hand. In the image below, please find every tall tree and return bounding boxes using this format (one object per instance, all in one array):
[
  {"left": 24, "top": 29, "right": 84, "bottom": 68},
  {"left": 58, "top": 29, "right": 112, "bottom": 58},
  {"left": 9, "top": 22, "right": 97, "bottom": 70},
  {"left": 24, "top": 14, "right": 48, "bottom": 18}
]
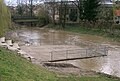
[
  {"left": 59, "top": 0, "right": 67, "bottom": 28},
  {"left": 72, "top": 0, "right": 83, "bottom": 21},
  {"left": 16, "top": 5, "right": 23, "bottom": 16},
  {"left": 69, "top": 9, "right": 78, "bottom": 22},
  {"left": 52, "top": 0, "right": 55, "bottom": 25},
  {"left": 73, "top": 0, "right": 100, "bottom": 21},
  {"left": 29, "top": 0, "right": 33, "bottom": 17},
  {"left": 83, "top": 0, "right": 100, "bottom": 21},
  {"left": 46, "top": 0, "right": 56, "bottom": 25},
  {"left": 78, "top": 0, "right": 84, "bottom": 20}
]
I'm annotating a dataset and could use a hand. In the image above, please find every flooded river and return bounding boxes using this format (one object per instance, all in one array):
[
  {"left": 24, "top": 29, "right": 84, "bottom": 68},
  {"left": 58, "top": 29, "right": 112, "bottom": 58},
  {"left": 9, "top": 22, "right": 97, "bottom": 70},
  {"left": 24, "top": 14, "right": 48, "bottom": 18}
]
[{"left": 6, "top": 27, "right": 120, "bottom": 77}]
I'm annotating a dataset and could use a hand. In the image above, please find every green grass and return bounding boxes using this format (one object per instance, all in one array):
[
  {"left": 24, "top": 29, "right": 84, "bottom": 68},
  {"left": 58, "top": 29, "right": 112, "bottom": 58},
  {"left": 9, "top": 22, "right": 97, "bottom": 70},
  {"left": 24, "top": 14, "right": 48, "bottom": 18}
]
[
  {"left": 0, "top": 47, "right": 57, "bottom": 81},
  {"left": 0, "top": 47, "right": 119, "bottom": 81},
  {"left": 62, "top": 25, "right": 120, "bottom": 42},
  {"left": 48, "top": 24, "right": 107, "bottom": 35},
  {"left": 48, "top": 23, "right": 120, "bottom": 42}
]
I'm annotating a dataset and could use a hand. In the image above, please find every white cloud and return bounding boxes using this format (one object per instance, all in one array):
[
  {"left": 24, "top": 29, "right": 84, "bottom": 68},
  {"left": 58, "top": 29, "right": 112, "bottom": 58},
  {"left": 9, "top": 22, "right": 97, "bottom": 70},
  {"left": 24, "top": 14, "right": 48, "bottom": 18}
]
[{"left": 5, "top": 0, "right": 17, "bottom": 6}]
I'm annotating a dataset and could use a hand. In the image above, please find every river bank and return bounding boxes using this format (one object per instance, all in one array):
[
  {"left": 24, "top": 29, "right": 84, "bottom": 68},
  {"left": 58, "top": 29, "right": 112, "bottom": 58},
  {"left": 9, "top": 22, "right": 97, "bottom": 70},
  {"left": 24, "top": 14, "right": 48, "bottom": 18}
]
[
  {"left": 48, "top": 24, "right": 120, "bottom": 43},
  {"left": 0, "top": 44, "right": 120, "bottom": 81},
  {"left": 5, "top": 26, "right": 120, "bottom": 78}
]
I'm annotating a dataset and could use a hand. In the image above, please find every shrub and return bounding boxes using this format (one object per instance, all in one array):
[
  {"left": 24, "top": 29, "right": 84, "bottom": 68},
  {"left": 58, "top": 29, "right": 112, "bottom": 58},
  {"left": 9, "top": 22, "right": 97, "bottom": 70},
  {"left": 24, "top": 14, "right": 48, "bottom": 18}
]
[{"left": 0, "top": 0, "right": 11, "bottom": 36}]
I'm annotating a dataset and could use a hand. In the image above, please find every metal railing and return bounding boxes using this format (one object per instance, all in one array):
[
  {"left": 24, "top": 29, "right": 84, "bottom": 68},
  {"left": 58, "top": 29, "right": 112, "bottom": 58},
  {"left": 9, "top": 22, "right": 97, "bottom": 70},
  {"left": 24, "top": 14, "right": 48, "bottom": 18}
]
[{"left": 49, "top": 45, "right": 108, "bottom": 62}]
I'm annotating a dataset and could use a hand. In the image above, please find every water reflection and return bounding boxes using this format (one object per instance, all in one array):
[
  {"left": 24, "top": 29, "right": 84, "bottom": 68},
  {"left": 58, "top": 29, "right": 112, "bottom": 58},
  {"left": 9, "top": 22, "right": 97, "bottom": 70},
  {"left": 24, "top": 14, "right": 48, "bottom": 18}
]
[{"left": 6, "top": 27, "right": 120, "bottom": 77}]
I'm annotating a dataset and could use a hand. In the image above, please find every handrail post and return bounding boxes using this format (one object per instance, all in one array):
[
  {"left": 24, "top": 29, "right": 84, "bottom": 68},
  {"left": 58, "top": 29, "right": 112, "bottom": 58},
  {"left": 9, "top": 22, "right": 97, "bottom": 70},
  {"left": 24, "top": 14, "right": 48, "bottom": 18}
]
[
  {"left": 86, "top": 49, "right": 88, "bottom": 57},
  {"left": 104, "top": 46, "right": 108, "bottom": 56},
  {"left": 40, "top": 39, "right": 41, "bottom": 45},
  {"left": 50, "top": 51, "right": 53, "bottom": 61},
  {"left": 66, "top": 50, "right": 68, "bottom": 59}
]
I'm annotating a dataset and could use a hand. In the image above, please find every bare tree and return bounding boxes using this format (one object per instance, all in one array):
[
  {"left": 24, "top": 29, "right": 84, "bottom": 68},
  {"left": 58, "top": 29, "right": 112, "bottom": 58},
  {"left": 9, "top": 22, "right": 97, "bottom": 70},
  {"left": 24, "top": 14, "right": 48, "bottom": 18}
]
[
  {"left": 72, "top": 0, "right": 83, "bottom": 22},
  {"left": 45, "top": 0, "right": 56, "bottom": 25},
  {"left": 59, "top": 0, "right": 68, "bottom": 28}
]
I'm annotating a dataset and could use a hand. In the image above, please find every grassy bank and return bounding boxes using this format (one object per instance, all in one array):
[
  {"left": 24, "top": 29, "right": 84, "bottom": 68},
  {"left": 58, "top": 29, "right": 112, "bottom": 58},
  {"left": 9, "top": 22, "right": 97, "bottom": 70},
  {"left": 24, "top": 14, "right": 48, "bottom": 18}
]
[
  {"left": 0, "top": 0, "right": 11, "bottom": 36},
  {"left": 47, "top": 24, "right": 120, "bottom": 42},
  {"left": 0, "top": 47, "right": 119, "bottom": 81},
  {"left": 49, "top": 24, "right": 120, "bottom": 42}
]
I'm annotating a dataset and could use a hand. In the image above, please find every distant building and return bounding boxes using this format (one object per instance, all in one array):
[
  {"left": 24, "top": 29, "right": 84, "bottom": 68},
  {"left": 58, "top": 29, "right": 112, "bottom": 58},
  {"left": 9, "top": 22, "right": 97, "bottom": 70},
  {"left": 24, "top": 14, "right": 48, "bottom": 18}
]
[
  {"left": 44, "top": 0, "right": 115, "bottom": 23},
  {"left": 115, "top": 10, "right": 120, "bottom": 24},
  {"left": 112, "top": 0, "right": 120, "bottom": 24},
  {"left": 45, "top": 1, "right": 79, "bottom": 23}
]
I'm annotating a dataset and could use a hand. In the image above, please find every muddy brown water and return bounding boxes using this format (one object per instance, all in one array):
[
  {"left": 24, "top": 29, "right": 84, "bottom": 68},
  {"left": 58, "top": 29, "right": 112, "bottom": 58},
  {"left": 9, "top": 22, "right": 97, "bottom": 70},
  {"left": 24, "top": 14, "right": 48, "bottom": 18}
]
[{"left": 6, "top": 27, "right": 120, "bottom": 77}]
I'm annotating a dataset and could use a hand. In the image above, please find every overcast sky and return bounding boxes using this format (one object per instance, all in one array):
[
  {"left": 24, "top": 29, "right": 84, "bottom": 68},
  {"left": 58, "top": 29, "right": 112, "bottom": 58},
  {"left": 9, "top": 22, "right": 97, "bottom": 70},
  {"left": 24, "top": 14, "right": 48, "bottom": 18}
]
[
  {"left": 5, "top": 0, "right": 44, "bottom": 6},
  {"left": 4, "top": 0, "right": 114, "bottom": 6}
]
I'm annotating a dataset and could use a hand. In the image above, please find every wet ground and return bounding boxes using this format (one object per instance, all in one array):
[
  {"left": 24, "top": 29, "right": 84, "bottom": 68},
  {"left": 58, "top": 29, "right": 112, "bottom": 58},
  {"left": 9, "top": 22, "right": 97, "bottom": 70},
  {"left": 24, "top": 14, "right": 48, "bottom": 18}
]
[{"left": 6, "top": 27, "right": 120, "bottom": 77}]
